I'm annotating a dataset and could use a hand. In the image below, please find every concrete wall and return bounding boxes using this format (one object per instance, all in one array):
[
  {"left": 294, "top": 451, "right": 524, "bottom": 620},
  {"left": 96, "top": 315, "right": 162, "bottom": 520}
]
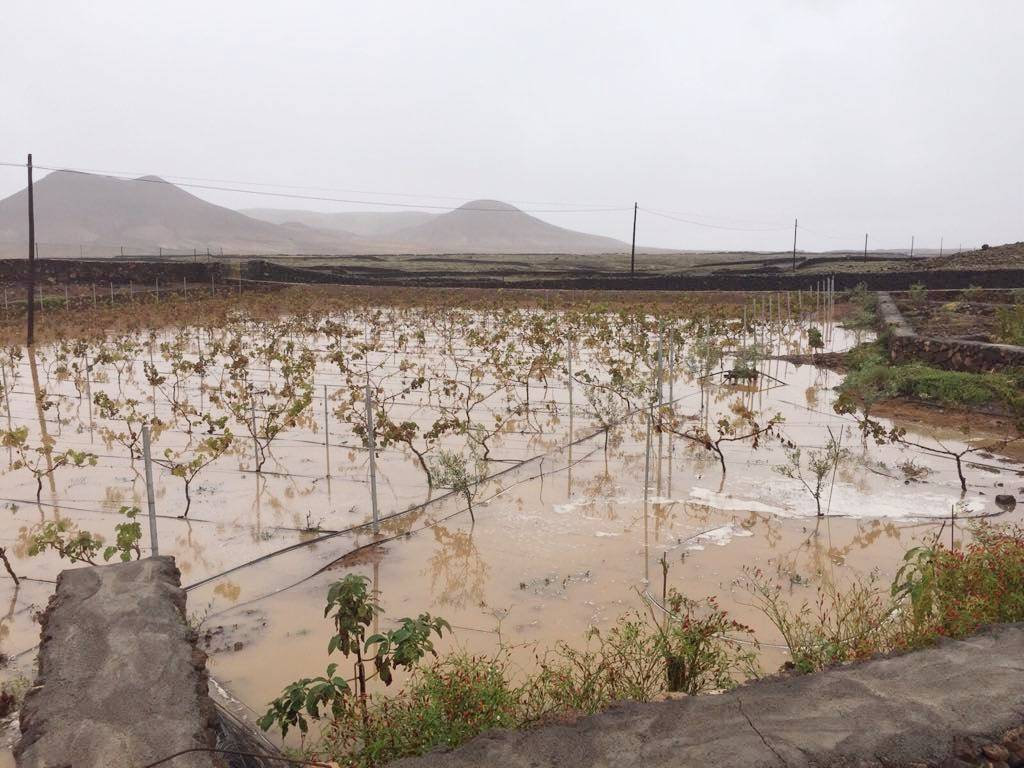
[
  {"left": 878, "top": 291, "right": 1024, "bottom": 372},
  {"left": 394, "top": 624, "right": 1024, "bottom": 768},
  {"left": 15, "top": 557, "right": 221, "bottom": 768}
]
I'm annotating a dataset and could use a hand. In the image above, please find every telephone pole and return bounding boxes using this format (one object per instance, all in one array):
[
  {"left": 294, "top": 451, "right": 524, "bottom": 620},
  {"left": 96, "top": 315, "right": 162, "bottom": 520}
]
[
  {"left": 26, "top": 154, "right": 36, "bottom": 347},
  {"left": 630, "top": 202, "right": 637, "bottom": 276},
  {"left": 910, "top": 235, "right": 915, "bottom": 259},
  {"left": 792, "top": 218, "right": 798, "bottom": 271},
  {"left": 863, "top": 233, "right": 868, "bottom": 263}
]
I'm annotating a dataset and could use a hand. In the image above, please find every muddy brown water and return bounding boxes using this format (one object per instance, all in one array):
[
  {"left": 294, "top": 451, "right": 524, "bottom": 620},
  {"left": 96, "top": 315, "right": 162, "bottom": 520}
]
[{"left": 0, "top": 314, "right": 1020, "bottom": 757}]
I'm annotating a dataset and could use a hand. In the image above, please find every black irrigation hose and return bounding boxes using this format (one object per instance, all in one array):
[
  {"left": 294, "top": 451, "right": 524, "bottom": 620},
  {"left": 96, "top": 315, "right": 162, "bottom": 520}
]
[{"left": 139, "top": 747, "right": 331, "bottom": 768}]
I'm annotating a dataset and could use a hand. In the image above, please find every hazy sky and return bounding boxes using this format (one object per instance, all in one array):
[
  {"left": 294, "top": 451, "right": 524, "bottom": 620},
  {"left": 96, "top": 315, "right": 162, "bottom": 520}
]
[{"left": 2, "top": 1, "right": 1022, "bottom": 251}]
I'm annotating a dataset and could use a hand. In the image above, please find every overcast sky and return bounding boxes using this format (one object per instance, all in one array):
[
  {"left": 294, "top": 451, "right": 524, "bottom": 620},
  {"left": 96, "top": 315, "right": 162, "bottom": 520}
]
[{"left": 2, "top": 1, "right": 1022, "bottom": 251}]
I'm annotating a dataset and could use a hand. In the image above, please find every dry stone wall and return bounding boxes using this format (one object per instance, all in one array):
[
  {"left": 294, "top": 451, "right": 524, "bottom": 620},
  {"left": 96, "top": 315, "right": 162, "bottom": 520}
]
[{"left": 878, "top": 291, "right": 1024, "bottom": 372}]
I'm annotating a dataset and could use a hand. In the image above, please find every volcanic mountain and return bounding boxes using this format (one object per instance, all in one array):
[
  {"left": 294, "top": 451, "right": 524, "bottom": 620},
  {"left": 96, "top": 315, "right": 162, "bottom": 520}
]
[
  {"left": 387, "top": 199, "right": 627, "bottom": 253},
  {"left": 0, "top": 172, "right": 630, "bottom": 256},
  {"left": 0, "top": 170, "right": 357, "bottom": 258}
]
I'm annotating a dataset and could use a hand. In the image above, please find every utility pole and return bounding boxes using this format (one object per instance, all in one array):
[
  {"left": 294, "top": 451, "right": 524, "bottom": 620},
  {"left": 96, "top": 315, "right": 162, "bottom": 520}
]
[
  {"left": 910, "top": 235, "right": 915, "bottom": 259},
  {"left": 630, "top": 202, "right": 637, "bottom": 276},
  {"left": 26, "top": 154, "right": 36, "bottom": 347},
  {"left": 863, "top": 233, "right": 868, "bottom": 263},
  {"left": 792, "top": 218, "right": 798, "bottom": 271}
]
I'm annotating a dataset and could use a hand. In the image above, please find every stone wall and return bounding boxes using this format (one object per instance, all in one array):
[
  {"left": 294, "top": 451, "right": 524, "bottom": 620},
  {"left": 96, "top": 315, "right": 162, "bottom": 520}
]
[
  {"left": 15, "top": 557, "right": 221, "bottom": 768},
  {"left": 877, "top": 291, "right": 1024, "bottom": 372},
  {"left": 248, "top": 261, "right": 1024, "bottom": 292},
  {"left": 0, "top": 258, "right": 228, "bottom": 286},
  {"left": 3, "top": 257, "right": 1023, "bottom": 293}
]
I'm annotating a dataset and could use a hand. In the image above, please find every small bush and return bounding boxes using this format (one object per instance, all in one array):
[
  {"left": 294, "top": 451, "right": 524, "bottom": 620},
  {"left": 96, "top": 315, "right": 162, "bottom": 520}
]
[
  {"left": 748, "top": 523, "right": 1024, "bottom": 674},
  {"left": 908, "top": 283, "right": 927, "bottom": 306},
  {"left": 995, "top": 304, "right": 1024, "bottom": 345},
  {"left": 894, "top": 523, "right": 1024, "bottom": 639},
  {"left": 960, "top": 285, "right": 984, "bottom": 302},
  {"left": 302, "top": 599, "right": 755, "bottom": 766},
  {"left": 320, "top": 654, "right": 520, "bottom": 766},
  {"left": 843, "top": 283, "right": 877, "bottom": 329},
  {"left": 807, "top": 327, "right": 824, "bottom": 350}
]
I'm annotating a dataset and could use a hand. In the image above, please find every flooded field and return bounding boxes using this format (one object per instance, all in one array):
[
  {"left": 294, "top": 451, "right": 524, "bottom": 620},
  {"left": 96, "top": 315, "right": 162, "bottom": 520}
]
[{"left": 0, "top": 298, "right": 1020, "bottom": 745}]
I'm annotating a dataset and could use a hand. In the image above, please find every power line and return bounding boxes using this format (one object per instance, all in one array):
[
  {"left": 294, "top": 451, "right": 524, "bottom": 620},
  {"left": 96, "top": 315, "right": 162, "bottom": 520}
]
[
  {"left": 1, "top": 160, "right": 628, "bottom": 215},
  {"left": 0, "top": 159, "right": 623, "bottom": 210},
  {"left": 640, "top": 207, "right": 790, "bottom": 232}
]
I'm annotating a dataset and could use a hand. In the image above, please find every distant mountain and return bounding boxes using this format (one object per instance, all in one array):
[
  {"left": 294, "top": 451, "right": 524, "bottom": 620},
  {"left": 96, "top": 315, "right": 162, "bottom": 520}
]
[
  {"left": 0, "top": 171, "right": 359, "bottom": 258},
  {"left": 389, "top": 199, "right": 628, "bottom": 253},
  {"left": 243, "top": 208, "right": 435, "bottom": 238},
  {"left": 0, "top": 174, "right": 630, "bottom": 257}
]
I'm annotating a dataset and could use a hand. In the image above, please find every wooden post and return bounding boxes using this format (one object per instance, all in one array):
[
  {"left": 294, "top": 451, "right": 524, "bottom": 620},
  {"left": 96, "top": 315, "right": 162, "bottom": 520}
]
[
  {"left": 792, "top": 218, "right": 798, "bottom": 271},
  {"left": 910, "top": 235, "right": 915, "bottom": 259},
  {"left": 863, "top": 233, "right": 868, "bottom": 263},
  {"left": 26, "top": 154, "right": 36, "bottom": 346},
  {"left": 630, "top": 202, "right": 637, "bottom": 276}
]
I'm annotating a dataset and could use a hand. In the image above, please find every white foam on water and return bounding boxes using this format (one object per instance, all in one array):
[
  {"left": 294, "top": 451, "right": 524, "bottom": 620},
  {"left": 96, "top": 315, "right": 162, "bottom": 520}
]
[
  {"left": 687, "top": 487, "right": 789, "bottom": 516},
  {"left": 685, "top": 523, "right": 754, "bottom": 550},
  {"left": 692, "top": 481, "right": 988, "bottom": 521}
]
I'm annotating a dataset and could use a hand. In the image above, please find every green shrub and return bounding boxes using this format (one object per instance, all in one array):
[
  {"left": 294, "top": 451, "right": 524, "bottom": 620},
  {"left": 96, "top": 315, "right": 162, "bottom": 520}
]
[
  {"left": 843, "top": 283, "right": 877, "bottom": 329},
  {"left": 836, "top": 342, "right": 1024, "bottom": 418},
  {"left": 960, "top": 285, "right": 984, "bottom": 301},
  {"left": 321, "top": 654, "right": 520, "bottom": 766},
  {"left": 300, "top": 596, "right": 755, "bottom": 766},
  {"left": 893, "top": 524, "right": 1024, "bottom": 639},
  {"left": 748, "top": 523, "right": 1024, "bottom": 674},
  {"left": 807, "top": 326, "right": 824, "bottom": 350},
  {"left": 995, "top": 304, "right": 1024, "bottom": 345},
  {"left": 908, "top": 283, "right": 927, "bottom": 305}
]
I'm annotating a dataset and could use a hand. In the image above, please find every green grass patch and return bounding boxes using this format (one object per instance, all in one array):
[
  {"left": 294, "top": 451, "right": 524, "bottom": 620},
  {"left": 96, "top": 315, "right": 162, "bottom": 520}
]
[{"left": 838, "top": 341, "right": 1024, "bottom": 417}]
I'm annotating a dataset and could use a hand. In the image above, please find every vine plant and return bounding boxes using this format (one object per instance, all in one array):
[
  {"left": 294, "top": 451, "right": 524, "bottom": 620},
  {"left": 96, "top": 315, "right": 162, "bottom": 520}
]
[{"left": 259, "top": 574, "right": 450, "bottom": 738}]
